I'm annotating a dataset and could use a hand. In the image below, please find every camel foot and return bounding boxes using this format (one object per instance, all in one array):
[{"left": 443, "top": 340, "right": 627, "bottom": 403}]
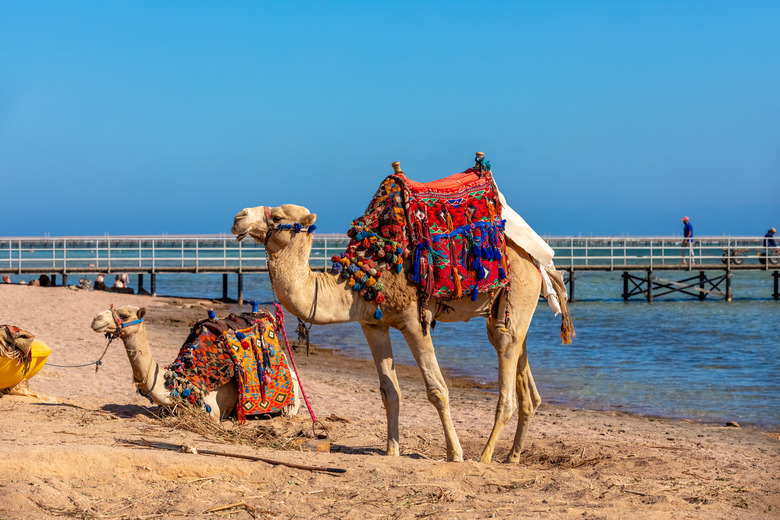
[
  {"left": 476, "top": 454, "right": 492, "bottom": 464},
  {"left": 385, "top": 444, "right": 400, "bottom": 457},
  {"left": 448, "top": 450, "right": 465, "bottom": 462}
]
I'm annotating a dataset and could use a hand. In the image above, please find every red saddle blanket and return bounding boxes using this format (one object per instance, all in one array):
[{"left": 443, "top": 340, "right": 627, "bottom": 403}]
[
  {"left": 332, "top": 166, "right": 509, "bottom": 317},
  {"left": 163, "top": 312, "right": 295, "bottom": 423}
]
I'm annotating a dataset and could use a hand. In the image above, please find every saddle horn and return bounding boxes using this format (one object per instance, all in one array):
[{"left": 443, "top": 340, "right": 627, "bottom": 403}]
[{"left": 391, "top": 161, "right": 403, "bottom": 175}]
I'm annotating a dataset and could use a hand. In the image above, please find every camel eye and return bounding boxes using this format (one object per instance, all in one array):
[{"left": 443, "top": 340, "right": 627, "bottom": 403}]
[{"left": 272, "top": 216, "right": 282, "bottom": 222}]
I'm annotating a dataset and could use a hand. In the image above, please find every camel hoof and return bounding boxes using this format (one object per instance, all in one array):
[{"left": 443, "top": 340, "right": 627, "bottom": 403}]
[{"left": 476, "top": 454, "right": 492, "bottom": 464}]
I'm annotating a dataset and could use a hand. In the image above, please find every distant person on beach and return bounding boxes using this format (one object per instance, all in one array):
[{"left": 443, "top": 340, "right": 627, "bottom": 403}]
[
  {"left": 113, "top": 275, "right": 126, "bottom": 289},
  {"left": 681, "top": 216, "right": 694, "bottom": 265},
  {"left": 2, "top": 275, "right": 10, "bottom": 284},
  {"left": 94, "top": 273, "right": 108, "bottom": 291}
]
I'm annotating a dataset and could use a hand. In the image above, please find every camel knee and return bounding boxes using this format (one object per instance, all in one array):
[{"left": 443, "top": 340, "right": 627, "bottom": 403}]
[
  {"left": 425, "top": 386, "right": 449, "bottom": 412},
  {"left": 379, "top": 386, "right": 400, "bottom": 414}
]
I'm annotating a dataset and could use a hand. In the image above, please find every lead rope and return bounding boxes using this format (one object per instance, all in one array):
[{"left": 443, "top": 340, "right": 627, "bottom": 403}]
[{"left": 273, "top": 303, "right": 317, "bottom": 424}]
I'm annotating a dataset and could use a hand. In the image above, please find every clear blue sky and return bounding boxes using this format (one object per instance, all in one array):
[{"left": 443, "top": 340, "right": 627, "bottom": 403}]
[{"left": 2, "top": 2, "right": 778, "bottom": 237}]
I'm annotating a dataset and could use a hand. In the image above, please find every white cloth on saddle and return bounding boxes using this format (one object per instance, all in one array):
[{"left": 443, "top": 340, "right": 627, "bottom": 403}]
[
  {"left": 496, "top": 188, "right": 564, "bottom": 314},
  {"left": 496, "top": 188, "right": 554, "bottom": 266}
]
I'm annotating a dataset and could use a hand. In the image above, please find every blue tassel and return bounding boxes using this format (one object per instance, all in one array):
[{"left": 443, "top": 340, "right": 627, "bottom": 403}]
[
  {"left": 182, "top": 388, "right": 191, "bottom": 397},
  {"left": 413, "top": 244, "right": 423, "bottom": 283},
  {"left": 354, "top": 282, "right": 363, "bottom": 291},
  {"left": 331, "top": 262, "right": 343, "bottom": 274},
  {"left": 471, "top": 286, "right": 479, "bottom": 301},
  {"left": 307, "top": 224, "right": 317, "bottom": 234},
  {"left": 499, "top": 267, "right": 506, "bottom": 279},
  {"left": 374, "top": 306, "right": 383, "bottom": 319},
  {"left": 207, "top": 309, "right": 216, "bottom": 320},
  {"left": 236, "top": 331, "right": 246, "bottom": 340},
  {"left": 294, "top": 223, "right": 302, "bottom": 233},
  {"left": 205, "top": 404, "right": 212, "bottom": 413},
  {"left": 250, "top": 300, "right": 259, "bottom": 313},
  {"left": 396, "top": 264, "right": 403, "bottom": 273}
]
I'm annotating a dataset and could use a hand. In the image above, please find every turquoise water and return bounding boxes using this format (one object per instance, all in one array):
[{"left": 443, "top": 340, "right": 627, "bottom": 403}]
[{"left": 9, "top": 269, "right": 777, "bottom": 430}]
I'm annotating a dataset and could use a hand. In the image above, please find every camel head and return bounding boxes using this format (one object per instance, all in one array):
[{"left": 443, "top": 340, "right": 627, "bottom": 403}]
[
  {"left": 91, "top": 305, "right": 147, "bottom": 337},
  {"left": 231, "top": 204, "right": 317, "bottom": 251}
]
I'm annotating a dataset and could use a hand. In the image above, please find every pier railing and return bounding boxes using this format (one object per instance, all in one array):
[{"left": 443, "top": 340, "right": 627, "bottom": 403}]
[
  {"left": 544, "top": 236, "right": 778, "bottom": 270},
  {"left": 0, "top": 235, "right": 777, "bottom": 274}
]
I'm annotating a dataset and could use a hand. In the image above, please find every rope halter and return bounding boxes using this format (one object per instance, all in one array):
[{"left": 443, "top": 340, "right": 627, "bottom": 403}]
[{"left": 263, "top": 206, "right": 317, "bottom": 235}]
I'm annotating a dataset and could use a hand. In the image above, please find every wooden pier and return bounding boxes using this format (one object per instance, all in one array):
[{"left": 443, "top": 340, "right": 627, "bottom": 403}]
[{"left": 1, "top": 235, "right": 777, "bottom": 302}]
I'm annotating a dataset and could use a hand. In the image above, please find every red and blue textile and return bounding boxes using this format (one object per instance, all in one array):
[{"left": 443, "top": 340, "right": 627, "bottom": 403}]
[
  {"left": 163, "top": 312, "right": 295, "bottom": 423},
  {"left": 331, "top": 161, "right": 509, "bottom": 319}
]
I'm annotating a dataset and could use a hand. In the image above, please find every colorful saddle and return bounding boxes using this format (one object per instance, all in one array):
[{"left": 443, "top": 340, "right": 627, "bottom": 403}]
[
  {"left": 163, "top": 311, "right": 295, "bottom": 423},
  {"left": 331, "top": 156, "right": 509, "bottom": 322}
]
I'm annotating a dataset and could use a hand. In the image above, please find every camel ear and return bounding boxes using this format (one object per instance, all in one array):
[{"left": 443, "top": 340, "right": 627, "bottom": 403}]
[
  {"left": 303, "top": 213, "right": 317, "bottom": 226},
  {"left": 137, "top": 307, "right": 147, "bottom": 319}
]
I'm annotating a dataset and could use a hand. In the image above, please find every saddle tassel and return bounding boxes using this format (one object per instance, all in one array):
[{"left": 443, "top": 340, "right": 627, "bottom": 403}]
[{"left": 446, "top": 213, "right": 463, "bottom": 299}]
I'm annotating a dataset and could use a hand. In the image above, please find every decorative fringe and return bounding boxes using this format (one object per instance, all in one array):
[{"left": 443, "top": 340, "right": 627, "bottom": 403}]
[
  {"left": 452, "top": 264, "right": 462, "bottom": 298},
  {"left": 499, "top": 251, "right": 508, "bottom": 280},
  {"left": 548, "top": 268, "right": 576, "bottom": 345},
  {"left": 471, "top": 285, "right": 479, "bottom": 301},
  {"left": 374, "top": 306, "right": 382, "bottom": 320}
]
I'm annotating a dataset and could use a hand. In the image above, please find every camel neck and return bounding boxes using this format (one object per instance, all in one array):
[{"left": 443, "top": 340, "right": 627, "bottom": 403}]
[
  {"left": 266, "top": 232, "right": 357, "bottom": 324},
  {"left": 120, "top": 326, "right": 172, "bottom": 406}
]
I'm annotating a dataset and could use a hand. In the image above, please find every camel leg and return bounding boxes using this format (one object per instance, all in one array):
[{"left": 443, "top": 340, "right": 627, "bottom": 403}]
[
  {"left": 478, "top": 322, "right": 521, "bottom": 463},
  {"left": 506, "top": 357, "right": 542, "bottom": 463},
  {"left": 399, "top": 326, "right": 463, "bottom": 462},
  {"left": 361, "top": 323, "right": 402, "bottom": 456}
]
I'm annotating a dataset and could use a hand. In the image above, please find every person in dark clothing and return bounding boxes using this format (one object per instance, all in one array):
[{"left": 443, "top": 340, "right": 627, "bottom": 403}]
[
  {"left": 94, "top": 273, "right": 109, "bottom": 291},
  {"left": 681, "top": 216, "right": 694, "bottom": 265},
  {"left": 765, "top": 228, "right": 777, "bottom": 248}
]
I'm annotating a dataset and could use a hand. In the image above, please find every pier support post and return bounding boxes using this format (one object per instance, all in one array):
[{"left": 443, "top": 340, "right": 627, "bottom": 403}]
[
  {"left": 698, "top": 271, "right": 706, "bottom": 301},
  {"left": 138, "top": 274, "right": 144, "bottom": 294},
  {"left": 62, "top": 274, "right": 67, "bottom": 287},
  {"left": 568, "top": 270, "right": 576, "bottom": 302},
  {"left": 222, "top": 273, "right": 228, "bottom": 301},
  {"left": 774, "top": 271, "right": 779, "bottom": 301},
  {"left": 51, "top": 274, "right": 57, "bottom": 286},
  {"left": 647, "top": 269, "right": 653, "bottom": 303},
  {"left": 150, "top": 273, "right": 156, "bottom": 296},
  {"left": 237, "top": 273, "right": 244, "bottom": 306},
  {"left": 622, "top": 271, "right": 629, "bottom": 301},
  {"left": 725, "top": 271, "right": 732, "bottom": 302}
]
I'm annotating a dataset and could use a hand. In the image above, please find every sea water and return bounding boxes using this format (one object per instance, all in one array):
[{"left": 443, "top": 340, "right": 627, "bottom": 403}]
[{"left": 10, "top": 269, "right": 777, "bottom": 430}]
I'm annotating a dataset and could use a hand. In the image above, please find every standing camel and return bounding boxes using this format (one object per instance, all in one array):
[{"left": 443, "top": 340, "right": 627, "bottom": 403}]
[{"left": 231, "top": 201, "right": 572, "bottom": 463}]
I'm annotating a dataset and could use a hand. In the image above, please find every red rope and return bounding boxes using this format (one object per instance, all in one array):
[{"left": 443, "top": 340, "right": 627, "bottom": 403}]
[{"left": 273, "top": 303, "right": 317, "bottom": 423}]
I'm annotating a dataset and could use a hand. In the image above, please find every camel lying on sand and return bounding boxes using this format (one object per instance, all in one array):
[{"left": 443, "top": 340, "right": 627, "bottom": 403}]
[
  {"left": 231, "top": 203, "right": 572, "bottom": 463},
  {"left": 90, "top": 305, "right": 300, "bottom": 420}
]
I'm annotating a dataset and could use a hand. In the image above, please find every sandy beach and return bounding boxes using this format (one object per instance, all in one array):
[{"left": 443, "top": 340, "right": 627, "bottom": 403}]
[{"left": 1, "top": 283, "right": 778, "bottom": 519}]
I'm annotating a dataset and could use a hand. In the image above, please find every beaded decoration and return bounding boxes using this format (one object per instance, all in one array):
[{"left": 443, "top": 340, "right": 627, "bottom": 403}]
[{"left": 332, "top": 155, "right": 509, "bottom": 323}]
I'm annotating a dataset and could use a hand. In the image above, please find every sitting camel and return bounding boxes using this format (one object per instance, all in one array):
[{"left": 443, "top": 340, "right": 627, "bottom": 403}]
[
  {"left": 90, "top": 305, "right": 299, "bottom": 420},
  {"left": 232, "top": 203, "right": 572, "bottom": 463}
]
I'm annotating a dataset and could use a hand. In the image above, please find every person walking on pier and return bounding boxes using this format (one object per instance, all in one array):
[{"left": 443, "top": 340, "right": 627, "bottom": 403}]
[
  {"left": 760, "top": 227, "right": 777, "bottom": 266},
  {"left": 765, "top": 228, "right": 776, "bottom": 248},
  {"left": 681, "top": 216, "right": 694, "bottom": 266}
]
